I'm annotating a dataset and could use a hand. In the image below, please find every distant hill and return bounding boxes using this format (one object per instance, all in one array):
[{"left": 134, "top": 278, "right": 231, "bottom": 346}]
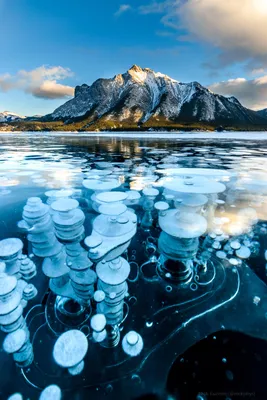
[{"left": 0, "top": 111, "right": 25, "bottom": 123}]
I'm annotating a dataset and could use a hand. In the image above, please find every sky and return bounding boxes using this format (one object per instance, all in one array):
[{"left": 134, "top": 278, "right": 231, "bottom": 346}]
[{"left": 1, "top": 0, "right": 267, "bottom": 115}]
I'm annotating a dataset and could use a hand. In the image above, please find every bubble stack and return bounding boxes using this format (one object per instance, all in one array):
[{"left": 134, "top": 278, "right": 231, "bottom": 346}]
[
  {"left": 85, "top": 197, "right": 137, "bottom": 346},
  {"left": 96, "top": 257, "right": 130, "bottom": 326},
  {"left": 0, "top": 265, "right": 26, "bottom": 333},
  {"left": 0, "top": 263, "right": 33, "bottom": 367},
  {"left": 19, "top": 197, "right": 68, "bottom": 280},
  {"left": 51, "top": 199, "right": 96, "bottom": 305},
  {"left": 18, "top": 254, "right": 36, "bottom": 281},
  {"left": 3, "top": 328, "right": 34, "bottom": 367}
]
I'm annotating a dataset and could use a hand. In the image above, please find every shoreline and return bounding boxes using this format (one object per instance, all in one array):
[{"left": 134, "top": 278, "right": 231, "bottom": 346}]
[{"left": 1, "top": 131, "right": 267, "bottom": 140}]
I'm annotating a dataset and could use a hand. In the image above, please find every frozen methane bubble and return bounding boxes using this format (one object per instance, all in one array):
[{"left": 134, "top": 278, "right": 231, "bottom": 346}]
[
  {"left": 159, "top": 167, "right": 232, "bottom": 179},
  {"left": 39, "top": 385, "right": 62, "bottom": 400},
  {"left": 68, "top": 360, "right": 85, "bottom": 376},
  {"left": 51, "top": 198, "right": 96, "bottom": 304},
  {"left": 158, "top": 209, "right": 207, "bottom": 284},
  {"left": 229, "top": 258, "right": 240, "bottom": 266},
  {"left": 0, "top": 238, "right": 23, "bottom": 275},
  {"left": 53, "top": 329, "right": 88, "bottom": 374},
  {"left": 164, "top": 194, "right": 175, "bottom": 206},
  {"left": 45, "top": 189, "right": 73, "bottom": 205},
  {"left": 142, "top": 188, "right": 159, "bottom": 198},
  {"left": 93, "top": 290, "right": 106, "bottom": 303},
  {"left": 3, "top": 328, "right": 34, "bottom": 367},
  {"left": 18, "top": 255, "right": 36, "bottom": 280},
  {"left": 83, "top": 178, "right": 120, "bottom": 193},
  {"left": 236, "top": 246, "right": 251, "bottom": 260},
  {"left": 85, "top": 198, "right": 137, "bottom": 262},
  {"left": 99, "top": 203, "right": 127, "bottom": 216},
  {"left": 122, "top": 331, "right": 144, "bottom": 357},
  {"left": 159, "top": 210, "right": 207, "bottom": 240},
  {"left": 20, "top": 198, "right": 54, "bottom": 257},
  {"left": 92, "top": 329, "right": 107, "bottom": 344},
  {"left": 96, "top": 191, "right": 128, "bottom": 203},
  {"left": 0, "top": 271, "right": 25, "bottom": 333},
  {"left": 154, "top": 201, "right": 169, "bottom": 213},
  {"left": 141, "top": 187, "right": 158, "bottom": 230},
  {"left": 216, "top": 251, "right": 227, "bottom": 260},
  {"left": 7, "top": 394, "right": 23, "bottom": 400},
  {"left": 91, "top": 313, "right": 106, "bottom": 331},
  {"left": 230, "top": 241, "right": 241, "bottom": 250},
  {"left": 124, "top": 190, "right": 141, "bottom": 205},
  {"left": 174, "top": 193, "right": 208, "bottom": 214},
  {"left": 212, "top": 241, "right": 221, "bottom": 250},
  {"left": 90, "top": 313, "right": 107, "bottom": 343},
  {"left": 96, "top": 257, "right": 130, "bottom": 325},
  {"left": 19, "top": 197, "right": 68, "bottom": 280},
  {"left": 253, "top": 296, "right": 261, "bottom": 306},
  {"left": 163, "top": 176, "right": 226, "bottom": 194},
  {"left": 92, "top": 191, "right": 128, "bottom": 213},
  {"left": 22, "top": 284, "right": 38, "bottom": 301}
]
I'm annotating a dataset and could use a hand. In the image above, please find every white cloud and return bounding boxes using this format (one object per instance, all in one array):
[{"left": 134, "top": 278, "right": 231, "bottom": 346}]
[
  {"left": 30, "top": 80, "right": 74, "bottom": 99},
  {"left": 114, "top": 4, "right": 131, "bottom": 17},
  {"left": 139, "top": 1, "right": 171, "bottom": 14},
  {"left": 251, "top": 68, "right": 266, "bottom": 76},
  {"left": 0, "top": 66, "right": 74, "bottom": 99},
  {"left": 139, "top": 0, "right": 267, "bottom": 67},
  {"left": 209, "top": 75, "right": 267, "bottom": 110}
]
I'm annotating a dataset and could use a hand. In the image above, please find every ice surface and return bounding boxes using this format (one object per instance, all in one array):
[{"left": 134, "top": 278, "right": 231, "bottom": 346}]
[{"left": 0, "top": 133, "right": 267, "bottom": 399}]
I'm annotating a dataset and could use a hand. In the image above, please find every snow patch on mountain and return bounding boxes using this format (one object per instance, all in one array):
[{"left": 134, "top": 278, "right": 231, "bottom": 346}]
[{"left": 0, "top": 111, "right": 25, "bottom": 123}]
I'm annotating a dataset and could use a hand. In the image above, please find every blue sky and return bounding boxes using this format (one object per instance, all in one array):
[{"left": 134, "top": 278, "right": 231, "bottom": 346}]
[{"left": 1, "top": 0, "right": 267, "bottom": 115}]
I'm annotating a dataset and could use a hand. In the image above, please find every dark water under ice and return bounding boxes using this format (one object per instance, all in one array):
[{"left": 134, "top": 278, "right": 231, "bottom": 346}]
[{"left": 1, "top": 133, "right": 267, "bottom": 400}]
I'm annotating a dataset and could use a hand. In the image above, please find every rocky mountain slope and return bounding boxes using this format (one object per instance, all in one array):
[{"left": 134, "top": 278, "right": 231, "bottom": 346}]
[
  {"left": 257, "top": 108, "right": 267, "bottom": 119},
  {"left": 42, "top": 65, "right": 267, "bottom": 129}
]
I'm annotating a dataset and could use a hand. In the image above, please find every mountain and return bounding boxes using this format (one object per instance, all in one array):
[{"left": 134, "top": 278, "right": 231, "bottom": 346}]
[
  {"left": 257, "top": 108, "right": 267, "bottom": 119},
  {"left": 41, "top": 65, "right": 267, "bottom": 130},
  {"left": 25, "top": 115, "right": 43, "bottom": 121},
  {"left": 0, "top": 111, "right": 25, "bottom": 123},
  {"left": 2, "top": 66, "right": 267, "bottom": 132}
]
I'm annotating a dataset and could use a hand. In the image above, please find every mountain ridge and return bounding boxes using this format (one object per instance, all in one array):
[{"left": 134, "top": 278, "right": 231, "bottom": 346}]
[
  {"left": 44, "top": 65, "right": 267, "bottom": 128},
  {"left": 257, "top": 108, "right": 267, "bottom": 118},
  {"left": 1, "top": 65, "right": 267, "bottom": 132}
]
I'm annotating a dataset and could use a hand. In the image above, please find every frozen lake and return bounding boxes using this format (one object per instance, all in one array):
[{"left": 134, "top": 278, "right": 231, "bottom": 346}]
[{"left": 1, "top": 132, "right": 267, "bottom": 399}]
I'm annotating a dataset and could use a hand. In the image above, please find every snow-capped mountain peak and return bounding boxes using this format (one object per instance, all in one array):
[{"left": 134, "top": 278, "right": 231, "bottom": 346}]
[
  {"left": 127, "top": 65, "right": 178, "bottom": 84},
  {"left": 128, "top": 65, "right": 149, "bottom": 83},
  {"left": 45, "top": 65, "right": 267, "bottom": 128}
]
